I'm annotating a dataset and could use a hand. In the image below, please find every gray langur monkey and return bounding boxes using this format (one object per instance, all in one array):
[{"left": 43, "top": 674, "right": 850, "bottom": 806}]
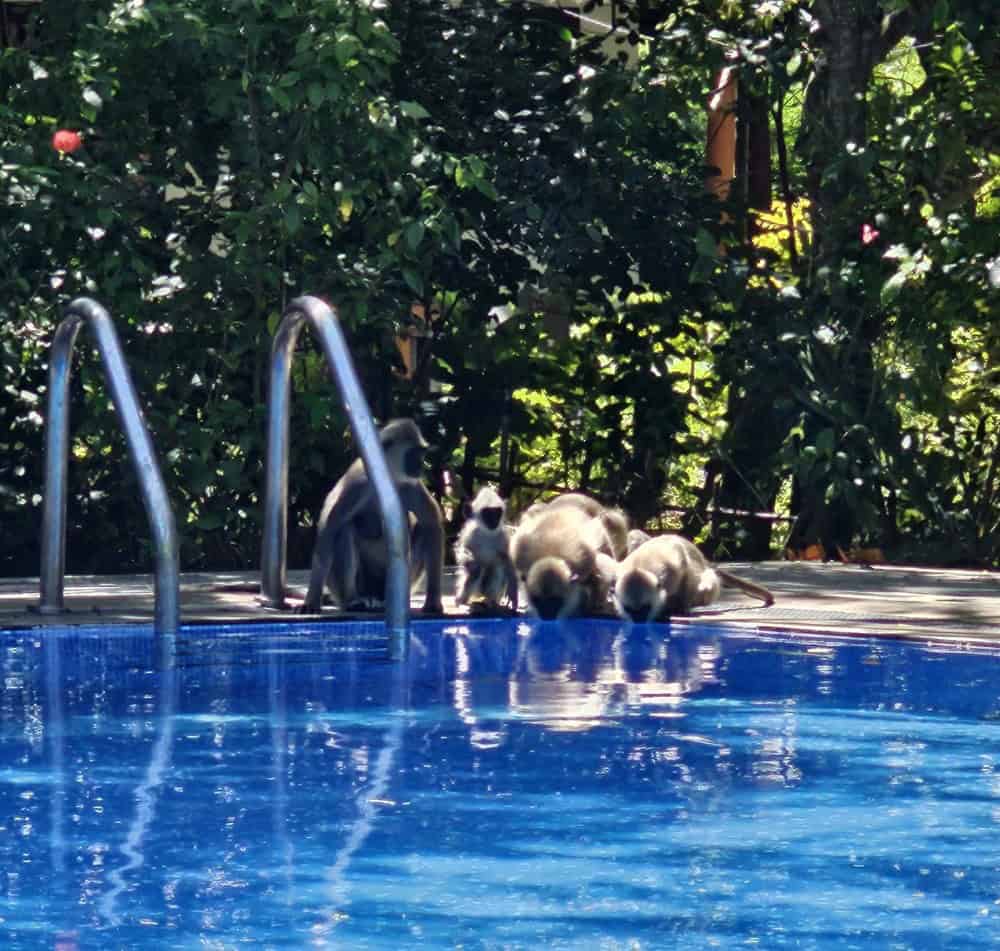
[
  {"left": 454, "top": 486, "right": 519, "bottom": 612},
  {"left": 511, "top": 503, "right": 618, "bottom": 620},
  {"left": 300, "top": 418, "right": 444, "bottom": 614},
  {"left": 614, "top": 534, "right": 774, "bottom": 623},
  {"left": 626, "top": 528, "right": 651, "bottom": 554},
  {"left": 521, "top": 492, "right": 630, "bottom": 561}
]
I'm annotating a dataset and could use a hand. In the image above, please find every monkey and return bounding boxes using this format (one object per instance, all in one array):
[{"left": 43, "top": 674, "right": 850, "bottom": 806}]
[
  {"left": 614, "top": 533, "right": 774, "bottom": 623},
  {"left": 299, "top": 418, "right": 444, "bottom": 615},
  {"left": 453, "top": 486, "right": 519, "bottom": 612},
  {"left": 626, "top": 528, "right": 652, "bottom": 555},
  {"left": 520, "top": 492, "right": 630, "bottom": 561},
  {"left": 511, "top": 503, "right": 618, "bottom": 620}
]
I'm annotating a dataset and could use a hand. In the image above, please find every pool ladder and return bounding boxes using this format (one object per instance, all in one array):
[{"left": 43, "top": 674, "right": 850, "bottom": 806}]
[
  {"left": 259, "top": 295, "right": 410, "bottom": 644},
  {"left": 39, "top": 295, "right": 411, "bottom": 644},
  {"left": 39, "top": 298, "right": 180, "bottom": 633}
]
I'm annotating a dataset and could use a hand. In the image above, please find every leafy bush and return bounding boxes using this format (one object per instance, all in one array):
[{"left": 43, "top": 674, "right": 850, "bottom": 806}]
[{"left": 2, "top": 0, "right": 998, "bottom": 577}]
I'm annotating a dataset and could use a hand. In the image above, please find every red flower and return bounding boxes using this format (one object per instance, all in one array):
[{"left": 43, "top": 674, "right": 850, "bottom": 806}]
[
  {"left": 860, "top": 223, "right": 880, "bottom": 245},
  {"left": 52, "top": 129, "right": 82, "bottom": 154}
]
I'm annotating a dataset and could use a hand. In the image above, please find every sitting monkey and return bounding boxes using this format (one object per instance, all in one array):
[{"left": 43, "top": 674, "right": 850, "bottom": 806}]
[
  {"left": 300, "top": 418, "right": 444, "bottom": 614},
  {"left": 453, "top": 486, "right": 518, "bottom": 612}
]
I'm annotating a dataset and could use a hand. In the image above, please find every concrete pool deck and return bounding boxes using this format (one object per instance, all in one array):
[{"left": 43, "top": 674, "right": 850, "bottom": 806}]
[{"left": 1, "top": 561, "right": 999, "bottom": 645}]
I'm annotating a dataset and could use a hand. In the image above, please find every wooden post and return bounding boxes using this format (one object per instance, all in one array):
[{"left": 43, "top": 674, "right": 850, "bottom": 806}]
[{"left": 706, "top": 67, "right": 738, "bottom": 200}]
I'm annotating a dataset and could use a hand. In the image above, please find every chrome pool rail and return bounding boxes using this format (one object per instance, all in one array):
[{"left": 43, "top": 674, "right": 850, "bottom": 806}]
[
  {"left": 39, "top": 298, "right": 180, "bottom": 635},
  {"left": 259, "top": 295, "right": 411, "bottom": 644}
]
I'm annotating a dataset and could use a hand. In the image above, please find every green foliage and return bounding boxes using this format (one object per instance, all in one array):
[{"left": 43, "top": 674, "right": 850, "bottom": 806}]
[
  {"left": 1, "top": 0, "right": 438, "bottom": 572},
  {"left": 1, "top": 0, "right": 998, "bottom": 577},
  {"left": 700, "top": 0, "right": 1000, "bottom": 563}
]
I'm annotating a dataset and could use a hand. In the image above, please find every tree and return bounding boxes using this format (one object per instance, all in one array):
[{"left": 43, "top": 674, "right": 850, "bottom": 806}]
[
  {"left": 1, "top": 0, "right": 439, "bottom": 572},
  {"left": 3, "top": 0, "right": 997, "bottom": 577}
]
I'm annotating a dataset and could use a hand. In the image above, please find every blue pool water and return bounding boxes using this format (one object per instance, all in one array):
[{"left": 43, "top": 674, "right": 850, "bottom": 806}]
[{"left": 1, "top": 619, "right": 999, "bottom": 950}]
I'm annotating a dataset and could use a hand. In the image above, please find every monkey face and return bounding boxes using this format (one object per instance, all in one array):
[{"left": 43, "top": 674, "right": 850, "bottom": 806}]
[
  {"left": 380, "top": 418, "right": 429, "bottom": 480},
  {"left": 533, "top": 595, "right": 563, "bottom": 621},
  {"left": 479, "top": 506, "right": 503, "bottom": 532},
  {"left": 627, "top": 529, "right": 652, "bottom": 555},
  {"left": 614, "top": 569, "right": 663, "bottom": 623},
  {"left": 382, "top": 435, "right": 425, "bottom": 480},
  {"left": 525, "top": 558, "right": 581, "bottom": 620},
  {"left": 403, "top": 444, "right": 425, "bottom": 478},
  {"left": 617, "top": 600, "right": 658, "bottom": 623},
  {"left": 469, "top": 487, "right": 505, "bottom": 530}
]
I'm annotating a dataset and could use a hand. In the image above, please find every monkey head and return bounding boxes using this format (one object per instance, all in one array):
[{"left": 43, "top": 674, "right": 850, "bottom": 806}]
[
  {"left": 626, "top": 529, "right": 652, "bottom": 555},
  {"left": 380, "top": 418, "right": 429, "bottom": 480},
  {"left": 524, "top": 556, "right": 582, "bottom": 621},
  {"left": 614, "top": 568, "right": 665, "bottom": 623},
  {"left": 471, "top": 486, "right": 505, "bottom": 532}
]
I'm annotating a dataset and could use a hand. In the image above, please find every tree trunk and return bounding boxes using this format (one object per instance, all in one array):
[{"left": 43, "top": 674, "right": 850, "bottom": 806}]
[
  {"left": 706, "top": 385, "right": 789, "bottom": 559},
  {"left": 787, "top": 0, "right": 918, "bottom": 555}
]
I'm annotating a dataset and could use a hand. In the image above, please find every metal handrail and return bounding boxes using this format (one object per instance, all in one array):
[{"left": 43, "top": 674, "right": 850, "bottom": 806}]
[
  {"left": 39, "top": 298, "right": 180, "bottom": 635},
  {"left": 259, "top": 295, "right": 410, "bottom": 643}
]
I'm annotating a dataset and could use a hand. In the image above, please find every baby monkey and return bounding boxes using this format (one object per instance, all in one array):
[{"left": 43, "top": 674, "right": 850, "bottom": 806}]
[{"left": 454, "top": 486, "right": 518, "bottom": 612}]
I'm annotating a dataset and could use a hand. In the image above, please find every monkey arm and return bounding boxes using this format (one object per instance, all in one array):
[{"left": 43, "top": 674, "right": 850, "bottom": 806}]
[
  {"left": 454, "top": 571, "right": 476, "bottom": 605},
  {"left": 588, "top": 551, "right": 619, "bottom": 614},
  {"left": 716, "top": 568, "right": 775, "bottom": 605},
  {"left": 401, "top": 482, "right": 445, "bottom": 613},
  {"left": 453, "top": 545, "right": 479, "bottom": 605},
  {"left": 500, "top": 550, "right": 519, "bottom": 611}
]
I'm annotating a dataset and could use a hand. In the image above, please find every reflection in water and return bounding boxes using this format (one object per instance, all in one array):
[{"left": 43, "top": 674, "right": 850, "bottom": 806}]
[
  {"left": 45, "top": 634, "right": 66, "bottom": 877},
  {"left": 0, "top": 622, "right": 999, "bottom": 948},
  {"left": 99, "top": 640, "right": 178, "bottom": 926},
  {"left": 447, "top": 621, "right": 724, "bottom": 737},
  {"left": 508, "top": 624, "right": 615, "bottom": 733},
  {"left": 452, "top": 635, "right": 507, "bottom": 750},
  {"left": 268, "top": 647, "right": 294, "bottom": 902},
  {"left": 315, "top": 652, "right": 412, "bottom": 944}
]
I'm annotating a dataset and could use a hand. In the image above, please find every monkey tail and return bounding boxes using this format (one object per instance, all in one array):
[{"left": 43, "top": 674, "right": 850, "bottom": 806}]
[{"left": 716, "top": 568, "right": 775, "bottom": 606}]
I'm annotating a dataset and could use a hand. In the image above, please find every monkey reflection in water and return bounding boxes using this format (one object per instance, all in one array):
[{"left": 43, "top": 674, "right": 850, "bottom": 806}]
[{"left": 444, "top": 624, "right": 724, "bottom": 737}]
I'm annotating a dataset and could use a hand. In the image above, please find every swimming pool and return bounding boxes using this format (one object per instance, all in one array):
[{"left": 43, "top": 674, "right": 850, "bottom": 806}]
[{"left": 1, "top": 619, "right": 998, "bottom": 949}]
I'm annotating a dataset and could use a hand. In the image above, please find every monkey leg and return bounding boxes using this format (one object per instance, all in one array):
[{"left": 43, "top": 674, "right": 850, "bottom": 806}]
[
  {"left": 692, "top": 567, "right": 722, "bottom": 608},
  {"left": 300, "top": 527, "right": 358, "bottom": 613},
  {"left": 502, "top": 554, "right": 520, "bottom": 612},
  {"left": 347, "top": 535, "right": 389, "bottom": 611},
  {"left": 599, "top": 509, "right": 630, "bottom": 560},
  {"left": 411, "top": 521, "right": 444, "bottom": 613},
  {"left": 325, "top": 526, "right": 365, "bottom": 608},
  {"left": 455, "top": 560, "right": 480, "bottom": 605},
  {"left": 476, "top": 563, "right": 503, "bottom": 606}
]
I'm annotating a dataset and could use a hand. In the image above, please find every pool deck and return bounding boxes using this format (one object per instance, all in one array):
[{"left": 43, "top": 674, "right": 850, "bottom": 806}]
[{"left": 2, "top": 561, "right": 999, "bottom": 646}]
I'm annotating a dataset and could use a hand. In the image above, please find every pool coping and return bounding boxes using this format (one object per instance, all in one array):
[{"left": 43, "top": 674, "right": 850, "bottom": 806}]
[{"left": 1, "top": 561, "right": 998, "bottom": 646}]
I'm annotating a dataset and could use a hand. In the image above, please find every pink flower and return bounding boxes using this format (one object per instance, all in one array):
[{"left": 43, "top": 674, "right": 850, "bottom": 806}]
[
  {"left": 860, "top": 223, "right": 880, "bottom": 245},
  {"left": 52, "top": 129, "right": 82, "bottom": 154}
]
